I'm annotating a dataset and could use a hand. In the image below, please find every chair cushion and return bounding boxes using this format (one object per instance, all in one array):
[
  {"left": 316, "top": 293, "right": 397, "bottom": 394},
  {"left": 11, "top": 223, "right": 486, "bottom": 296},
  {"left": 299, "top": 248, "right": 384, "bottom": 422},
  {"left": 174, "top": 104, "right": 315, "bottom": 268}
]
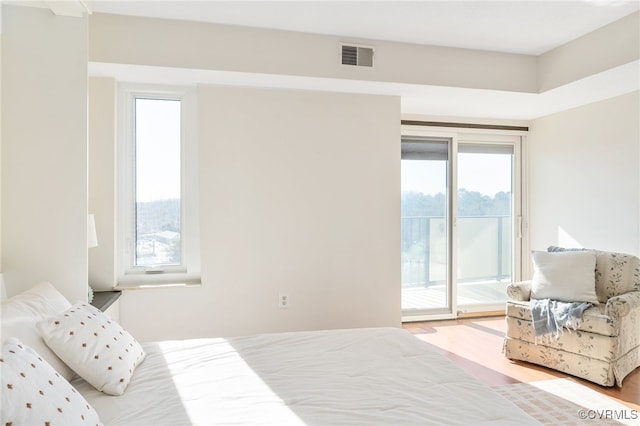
[
  {"left": 506, "top": 300, "right": 615, "bottom": 337},
  {"left": 505, "top": 316, "right": 617, "bottom": 364}
]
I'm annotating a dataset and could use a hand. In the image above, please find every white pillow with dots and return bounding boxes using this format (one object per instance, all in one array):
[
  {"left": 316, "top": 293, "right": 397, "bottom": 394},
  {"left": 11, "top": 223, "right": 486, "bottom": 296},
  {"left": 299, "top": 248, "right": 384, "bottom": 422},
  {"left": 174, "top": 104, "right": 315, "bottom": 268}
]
[
  {"left": 1, "top": 337, "right": 102, "bottom": 426},
  {"left": 38, "top": 303, "right": 146, "bottom": 396}
]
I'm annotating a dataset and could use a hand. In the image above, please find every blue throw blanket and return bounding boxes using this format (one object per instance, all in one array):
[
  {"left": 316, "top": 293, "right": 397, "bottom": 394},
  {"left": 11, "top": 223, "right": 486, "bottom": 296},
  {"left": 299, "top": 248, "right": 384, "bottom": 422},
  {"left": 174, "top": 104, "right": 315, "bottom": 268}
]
[{"left": 530, "top": 298, "right": 592, "bottom": 339}]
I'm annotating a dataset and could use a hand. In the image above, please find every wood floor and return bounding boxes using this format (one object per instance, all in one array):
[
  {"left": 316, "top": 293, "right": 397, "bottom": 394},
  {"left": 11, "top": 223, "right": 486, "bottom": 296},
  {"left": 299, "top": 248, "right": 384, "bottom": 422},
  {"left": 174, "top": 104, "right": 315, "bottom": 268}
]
[{"left": 403, "top": 316, "right": 639, "bottom": 410}]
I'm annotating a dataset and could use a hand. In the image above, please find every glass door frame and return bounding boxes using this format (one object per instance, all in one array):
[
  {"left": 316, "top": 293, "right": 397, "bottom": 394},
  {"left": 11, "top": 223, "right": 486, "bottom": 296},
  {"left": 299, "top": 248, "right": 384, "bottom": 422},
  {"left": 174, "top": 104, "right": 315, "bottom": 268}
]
[
  {"left": 401, "top": 126, "right": 528, "bottom": 322},
  {"left": 400, "top": 133, "right": 457, "bottom": 319}
]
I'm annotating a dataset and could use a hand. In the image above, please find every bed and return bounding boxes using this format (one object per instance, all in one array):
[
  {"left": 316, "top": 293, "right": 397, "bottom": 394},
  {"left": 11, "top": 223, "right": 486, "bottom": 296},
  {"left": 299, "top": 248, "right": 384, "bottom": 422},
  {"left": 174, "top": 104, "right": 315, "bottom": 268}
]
[{"left": 1, "top": 282, "right": 540, "bottom": 425}]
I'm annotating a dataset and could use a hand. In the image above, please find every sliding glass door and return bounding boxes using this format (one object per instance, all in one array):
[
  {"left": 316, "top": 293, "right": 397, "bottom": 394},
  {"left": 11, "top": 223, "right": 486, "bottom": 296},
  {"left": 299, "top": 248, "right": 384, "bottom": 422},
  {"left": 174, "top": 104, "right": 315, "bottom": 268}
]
[
  {"left": 401, "top": 132, "right": 523, "bottom": 319},
  {"left": 401, "top": 138, "right": 451, "bottom": 314},
  {"left": 456, "top": 143, "right": 516, "bottom": 310}
]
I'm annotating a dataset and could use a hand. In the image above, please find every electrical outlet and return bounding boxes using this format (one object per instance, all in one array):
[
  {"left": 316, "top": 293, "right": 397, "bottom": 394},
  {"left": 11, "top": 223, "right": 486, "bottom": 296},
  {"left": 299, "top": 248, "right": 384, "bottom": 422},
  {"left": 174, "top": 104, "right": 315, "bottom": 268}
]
[{"left": 278, "top": 292, "right": 290, "bottom": 309}]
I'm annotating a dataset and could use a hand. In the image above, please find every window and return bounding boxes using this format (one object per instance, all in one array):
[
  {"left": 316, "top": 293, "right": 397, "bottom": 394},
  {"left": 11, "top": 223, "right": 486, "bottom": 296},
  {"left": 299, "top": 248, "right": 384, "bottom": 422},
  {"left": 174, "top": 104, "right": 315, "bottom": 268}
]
[
  {"left": 118, "top": 85, "right": 200, "bottom": 286},
  {"left": 135, "top": 98, "right": 182, "bottom": 267}
]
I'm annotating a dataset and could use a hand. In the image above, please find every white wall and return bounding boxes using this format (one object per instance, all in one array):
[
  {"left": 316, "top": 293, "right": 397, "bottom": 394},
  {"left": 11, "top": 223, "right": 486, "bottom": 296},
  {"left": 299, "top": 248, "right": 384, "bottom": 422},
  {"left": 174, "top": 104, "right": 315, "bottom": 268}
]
[
  {"left": 89, "top": 13, "right": 537, "bottom": 94},
  {"left": 88, "top": 77, "right": 117, "bottom": 290},
  {"left": 537, "top": 11, "right": 639, "bottom": 92},
  {"left": 0, "top": 9, "right": 3, "bottom": 273},
  {"left": 1, "top": 5, "right": 88, "bottom": 301},
  {"left": 528, "top": 91, "right": 640, "bottom": 256},
  {"left": 117, "top": 86, "right": 401, "bottom": 340}
]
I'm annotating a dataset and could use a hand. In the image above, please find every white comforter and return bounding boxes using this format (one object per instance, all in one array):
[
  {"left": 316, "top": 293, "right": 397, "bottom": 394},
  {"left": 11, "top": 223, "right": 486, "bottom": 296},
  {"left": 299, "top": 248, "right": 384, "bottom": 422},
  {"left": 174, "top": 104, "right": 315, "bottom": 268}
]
[{"left": 72, "top": 327, "right": 539, "bottom": 425}]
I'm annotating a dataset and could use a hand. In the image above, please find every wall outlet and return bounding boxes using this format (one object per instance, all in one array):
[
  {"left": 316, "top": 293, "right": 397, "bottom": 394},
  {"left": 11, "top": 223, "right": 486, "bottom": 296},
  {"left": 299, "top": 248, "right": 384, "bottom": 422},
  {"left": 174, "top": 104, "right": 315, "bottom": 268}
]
[{"left": 278, "top": 292, "right": 290, "bottom": 309}]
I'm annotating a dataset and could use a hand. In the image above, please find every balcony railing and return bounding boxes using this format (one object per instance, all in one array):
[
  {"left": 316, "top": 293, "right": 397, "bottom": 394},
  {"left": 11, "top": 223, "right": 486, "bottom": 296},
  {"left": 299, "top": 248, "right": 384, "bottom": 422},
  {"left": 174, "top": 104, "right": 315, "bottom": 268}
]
[{"left": 401, "top": 215, "right": 512, "bottom": 288}]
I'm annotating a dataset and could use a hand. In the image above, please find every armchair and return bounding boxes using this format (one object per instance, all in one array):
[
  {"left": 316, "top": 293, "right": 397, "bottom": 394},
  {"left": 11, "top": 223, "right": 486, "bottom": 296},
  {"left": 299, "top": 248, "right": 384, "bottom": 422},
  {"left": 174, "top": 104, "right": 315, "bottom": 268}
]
[{"left": 503, "top": 248, "right": 640, "bottom": 386}]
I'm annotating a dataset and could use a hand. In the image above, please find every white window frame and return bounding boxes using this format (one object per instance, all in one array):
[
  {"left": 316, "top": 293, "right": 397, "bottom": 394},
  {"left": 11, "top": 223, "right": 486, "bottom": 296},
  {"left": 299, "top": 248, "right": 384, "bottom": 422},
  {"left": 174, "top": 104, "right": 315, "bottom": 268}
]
[
  {"left": 117, "top": 83, "right": 200, "bottom": 287},
  {"left": 400, "top": 125, "right": 528, "bottom": 321}
]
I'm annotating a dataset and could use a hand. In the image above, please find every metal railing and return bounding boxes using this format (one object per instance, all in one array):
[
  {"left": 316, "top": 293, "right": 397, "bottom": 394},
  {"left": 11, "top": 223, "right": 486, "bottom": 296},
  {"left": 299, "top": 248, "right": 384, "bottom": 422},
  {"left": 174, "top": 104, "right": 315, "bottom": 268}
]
[{"left": 401, "top": 215, "right": 512, "bottom": 287}]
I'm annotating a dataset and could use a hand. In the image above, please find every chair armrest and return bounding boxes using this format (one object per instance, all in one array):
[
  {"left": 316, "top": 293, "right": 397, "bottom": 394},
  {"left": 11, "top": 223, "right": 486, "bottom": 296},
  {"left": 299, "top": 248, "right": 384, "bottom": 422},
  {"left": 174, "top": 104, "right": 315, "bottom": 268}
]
[
  {"left": 604, "top": 290, "right": 640, "bottom": 322},
  {"left": 506, "top": 281, "right": 532, "bottom": 302}
]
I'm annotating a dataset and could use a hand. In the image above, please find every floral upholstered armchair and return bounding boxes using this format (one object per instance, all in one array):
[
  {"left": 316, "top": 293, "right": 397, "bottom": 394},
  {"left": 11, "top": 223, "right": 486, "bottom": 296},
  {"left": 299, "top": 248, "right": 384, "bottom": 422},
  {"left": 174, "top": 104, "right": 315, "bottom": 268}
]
[{"left": 503, "top": 247, "right": 640, "bottom": 387}]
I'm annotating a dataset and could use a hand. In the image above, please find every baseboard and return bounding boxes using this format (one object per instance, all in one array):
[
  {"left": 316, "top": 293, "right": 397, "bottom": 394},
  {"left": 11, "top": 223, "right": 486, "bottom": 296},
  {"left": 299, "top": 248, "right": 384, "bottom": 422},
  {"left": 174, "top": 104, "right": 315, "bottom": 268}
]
[{"left": 457, "top": 310, "right": 504, "bottom": 319}]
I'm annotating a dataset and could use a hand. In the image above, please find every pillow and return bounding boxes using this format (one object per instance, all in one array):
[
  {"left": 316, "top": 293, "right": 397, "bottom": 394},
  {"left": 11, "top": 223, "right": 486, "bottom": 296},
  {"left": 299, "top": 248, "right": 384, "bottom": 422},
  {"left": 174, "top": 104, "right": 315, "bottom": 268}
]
[
  {"left": 37, "top": 302, "right": 146, "bottom": 396},
  {"left": 530, "top": 250, "right": 598, "bottom": 304},
  {"left": 1, "top": 338, "right": 102, "bottom": 426},
  {"left": 548, "top": 247, "right": 640, "bottom": 301},
  {"left": 547, "top": 245, "right": 587, "bottom": 253},
  {"left": 1, "top": 282, "right": 75, "bottom": 380}
]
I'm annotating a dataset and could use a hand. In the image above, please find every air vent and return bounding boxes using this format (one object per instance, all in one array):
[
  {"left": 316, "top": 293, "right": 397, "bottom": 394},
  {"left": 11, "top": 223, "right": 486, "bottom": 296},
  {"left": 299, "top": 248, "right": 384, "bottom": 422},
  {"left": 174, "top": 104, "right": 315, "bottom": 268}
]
[{"left": 341, "top": 44, "right": 374, "bottom": 67}]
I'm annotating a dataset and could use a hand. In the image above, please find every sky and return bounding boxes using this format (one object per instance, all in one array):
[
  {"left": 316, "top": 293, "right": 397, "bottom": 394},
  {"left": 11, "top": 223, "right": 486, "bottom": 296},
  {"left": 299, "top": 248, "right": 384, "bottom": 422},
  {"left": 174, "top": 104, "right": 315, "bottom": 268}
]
[
  {"left": 135, "top": 98, "right": 182, "bottom": 202},
  {"left": 402, "top": 153, "right": 513, "bottom": 196}
]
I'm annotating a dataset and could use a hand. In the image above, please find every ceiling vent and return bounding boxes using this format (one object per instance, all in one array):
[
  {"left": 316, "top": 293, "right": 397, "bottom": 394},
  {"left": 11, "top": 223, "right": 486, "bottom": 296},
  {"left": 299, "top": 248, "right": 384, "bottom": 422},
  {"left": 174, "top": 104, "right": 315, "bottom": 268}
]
[{"left": 341, "top": 44, "right": 374, "bottom": 67}]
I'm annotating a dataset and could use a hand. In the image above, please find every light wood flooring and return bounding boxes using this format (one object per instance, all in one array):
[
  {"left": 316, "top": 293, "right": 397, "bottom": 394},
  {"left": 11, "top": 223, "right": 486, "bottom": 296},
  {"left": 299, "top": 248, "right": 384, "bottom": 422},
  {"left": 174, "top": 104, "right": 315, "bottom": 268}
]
[{"left": 403, "top": 316, "right": 639, "bottom": 410}]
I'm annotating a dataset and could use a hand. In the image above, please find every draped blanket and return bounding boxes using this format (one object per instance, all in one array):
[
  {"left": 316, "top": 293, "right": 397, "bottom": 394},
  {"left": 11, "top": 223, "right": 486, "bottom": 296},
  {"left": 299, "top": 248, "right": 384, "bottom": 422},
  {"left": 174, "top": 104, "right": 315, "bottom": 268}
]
[{"left": 530, "top": 298, "right": 592, "bottom": 339}]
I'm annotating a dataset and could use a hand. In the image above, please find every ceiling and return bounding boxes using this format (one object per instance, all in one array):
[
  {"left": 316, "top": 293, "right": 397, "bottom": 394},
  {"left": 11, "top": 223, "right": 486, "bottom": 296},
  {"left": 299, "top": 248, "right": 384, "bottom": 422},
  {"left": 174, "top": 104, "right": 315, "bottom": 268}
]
[
  {"left": 79, "top": 1, "right": 640, "bottom": 119},
  {"left": 88, "top": 0, "right": 639, "bottom": 55}
]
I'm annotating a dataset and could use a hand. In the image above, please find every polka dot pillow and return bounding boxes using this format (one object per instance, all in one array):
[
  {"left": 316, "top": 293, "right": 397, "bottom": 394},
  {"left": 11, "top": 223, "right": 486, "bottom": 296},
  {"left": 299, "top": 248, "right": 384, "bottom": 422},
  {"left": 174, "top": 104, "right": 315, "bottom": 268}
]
[
  {"left": 1, "top": 338, "right": 102, "bottom": 426},
  {"left": 37, "top": 303, "right": 146, "bottom": 396}
]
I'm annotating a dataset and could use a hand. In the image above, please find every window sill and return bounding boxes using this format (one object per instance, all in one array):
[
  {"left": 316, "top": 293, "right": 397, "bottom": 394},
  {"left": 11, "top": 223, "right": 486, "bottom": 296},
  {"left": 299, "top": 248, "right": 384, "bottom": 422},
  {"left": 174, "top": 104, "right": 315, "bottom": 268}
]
[{"left": 114, "top": 281, "right": 202, "bottom": 291}]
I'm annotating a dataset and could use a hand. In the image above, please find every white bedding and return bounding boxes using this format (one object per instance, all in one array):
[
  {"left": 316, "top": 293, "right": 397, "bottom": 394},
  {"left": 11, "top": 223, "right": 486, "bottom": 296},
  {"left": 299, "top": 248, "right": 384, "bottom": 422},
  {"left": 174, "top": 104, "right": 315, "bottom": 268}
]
[{"left": 72, "top": 327, "right": 539, "bottom": 425}]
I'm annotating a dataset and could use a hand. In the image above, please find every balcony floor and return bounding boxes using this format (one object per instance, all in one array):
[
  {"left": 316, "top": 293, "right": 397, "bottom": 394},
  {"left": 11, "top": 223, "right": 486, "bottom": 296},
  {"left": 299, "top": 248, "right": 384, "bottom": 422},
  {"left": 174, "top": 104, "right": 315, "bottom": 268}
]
[{"left": 402, "top": 280, "right": 508, "bottom": 311}]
